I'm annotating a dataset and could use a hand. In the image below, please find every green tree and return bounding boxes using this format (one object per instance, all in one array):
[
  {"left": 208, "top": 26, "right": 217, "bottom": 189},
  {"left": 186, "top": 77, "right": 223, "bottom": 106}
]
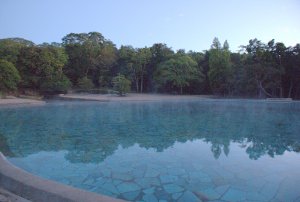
[
  {"left": 284, "top": 44, "right": 300, "bottom": 98},
  {"left": 242, "top": 39, "right": 281, "bottom": 98},
  {"left": 62, "top": 32, "right": 117, "bottom": 87},
  {"left": 16, "top": 45, "right": 69, "bottom": 93},
  {"left": 148, "top": 43, "right": 174, "bottom": 92},
  {"left": 155, "top": 55, "right": 198, "bottom": 94},
  {"left": 40, "top": 74, "right": 71, "bottom": 94},
  {"left": 118, "top": 46, "right": 151, "bottom": 93},
  {"left": 136, "top": 47, "right": 151, "bottom": 93},
  {"left": 0, "top": 38, "right": 34, "bottom": 65},
  {"left": 112, "top": 74, "right": 131, "bottom": 96},
  {"left": 187, "top": 51, "right": 207, "bottom": 94},
  {"left": 118, "top": 45, "right": 136, "bottom": 90},
  {"left": 208, "top": 38, "right": 232, "bottom": 95},
  {"left": 211, "top": 37, "right": 222, "bottom": 50},
  {"left": 229, "top": 53, "right": 256, "bottom": 96},
  {"left": 0, "top": 59, "right": 20, "bottom": 95},
  {"left": 223, "top": 40, "right": 230, "bottom": 51}
]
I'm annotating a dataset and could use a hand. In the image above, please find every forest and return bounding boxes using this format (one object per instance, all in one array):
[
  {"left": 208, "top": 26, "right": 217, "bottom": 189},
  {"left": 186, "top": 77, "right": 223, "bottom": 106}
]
[{"left": 0, "top": 32, "right": 299, "bottom": 99}]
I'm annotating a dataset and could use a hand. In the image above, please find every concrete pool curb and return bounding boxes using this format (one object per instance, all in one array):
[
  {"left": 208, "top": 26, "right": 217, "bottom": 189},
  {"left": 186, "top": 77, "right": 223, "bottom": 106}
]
[{"left": 0, "top": 153, "right": 125, "bottom": 202}]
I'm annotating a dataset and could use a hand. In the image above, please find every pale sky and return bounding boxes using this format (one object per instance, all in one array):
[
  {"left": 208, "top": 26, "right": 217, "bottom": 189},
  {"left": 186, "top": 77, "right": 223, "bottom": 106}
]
[{"left": 0, "top": 0, "right": 299, "bottom": 52}]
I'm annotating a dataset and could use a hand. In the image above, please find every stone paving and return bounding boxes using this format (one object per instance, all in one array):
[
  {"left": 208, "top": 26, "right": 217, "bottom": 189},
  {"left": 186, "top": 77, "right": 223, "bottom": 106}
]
[
  {"left": 13, "top": 147, "right": 299, "bottom": 202},
  {"left": 78, "top": 162, "right": 300, "bottom": 202}
]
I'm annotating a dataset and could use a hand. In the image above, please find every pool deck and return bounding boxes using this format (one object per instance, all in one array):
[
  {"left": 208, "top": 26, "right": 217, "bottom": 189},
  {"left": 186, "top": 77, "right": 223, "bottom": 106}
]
[
  {"left": 1, "top": 94, "right": 296, "bottom": 106},
  {"left": 0, "top": 153, "right": 125, "bottom": 202},
  {"left": 0, "top": 97, "right": 45, "bottom": 106},
  {"left": 57, "top": 93, "right": 214, "bottom": 102}
]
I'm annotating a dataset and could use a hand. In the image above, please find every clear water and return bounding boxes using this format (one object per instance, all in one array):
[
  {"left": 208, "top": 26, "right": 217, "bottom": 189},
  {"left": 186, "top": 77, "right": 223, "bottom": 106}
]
[{"left": 1, "top": 100, "right": 300, "bottom": 202}]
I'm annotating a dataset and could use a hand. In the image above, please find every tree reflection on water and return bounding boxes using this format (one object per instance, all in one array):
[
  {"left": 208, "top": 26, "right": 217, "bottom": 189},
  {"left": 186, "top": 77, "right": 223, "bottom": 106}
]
[{"left": 0, "top": 100, "right": 299, "bottom": 163}]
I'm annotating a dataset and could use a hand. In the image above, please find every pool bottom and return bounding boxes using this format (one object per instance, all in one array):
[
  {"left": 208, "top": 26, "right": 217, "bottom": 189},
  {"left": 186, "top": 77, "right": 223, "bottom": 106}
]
[
  {"left": 8, "top": 141, "right": 300, "bottom": 202},
  {"left": 0, "top": 152, "right": 124, "bottom": 202}
]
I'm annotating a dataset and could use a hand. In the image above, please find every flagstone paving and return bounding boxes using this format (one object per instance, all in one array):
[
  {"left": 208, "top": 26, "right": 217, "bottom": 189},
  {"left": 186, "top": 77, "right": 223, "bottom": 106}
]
[{"left": 57, "top": 161, "right": 300, "bottom": 202}]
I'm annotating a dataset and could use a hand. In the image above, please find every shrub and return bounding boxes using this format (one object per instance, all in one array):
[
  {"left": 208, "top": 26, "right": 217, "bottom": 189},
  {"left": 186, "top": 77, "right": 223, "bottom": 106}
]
[
  {"left": 40, "top": 74, "right": 71, "bottom": 94},
  {"left": 77, "top": 76, "right": 94, "bottom": 90},
  {"left": 112, "top": 74, "right": 131, "bottom": 96},
  {"left": 0, "top": 59, "right": 20, "bottom": 96}
]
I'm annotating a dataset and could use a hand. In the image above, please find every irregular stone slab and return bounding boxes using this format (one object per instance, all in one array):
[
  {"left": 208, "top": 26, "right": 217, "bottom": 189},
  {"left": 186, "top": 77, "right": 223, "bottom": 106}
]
[
  {"left": 135, "top": 178, "right": 160, "bottom": 189},
  {"left": 172, "top": 192, "right": 183, "bottom": 200},
  {"left": 229, "top": 178, "right": 248, "bottom": 191},
  {"left": 82, "top": 177, "right": 95, "bottom": 186},
  {"left": 91, "top": 187, "right": 117, "bottom": 198},
  {"left": 221, "top": 188, "right": 246, "bottom": 202},
  {"left": 116, "top": 166, "right": 133, "bottom": 174},
  {"left": 169, "top": 168, "right": 186, "bottom": 176},
  {"left": 117, "top": 182, "right": 141, "bottom": 193},
  {"left": 155, "top": 188, "right": 171, "bottom": 201},
  {"left": 246, "top": 178, "right": 266, "bottom": 191},
  {"left": 178, "top": 191, "right": 201, "bottom": 202},
  {"left": 112, "top": 173, "right": 133, "bottom": 181},
  {"left": 112, "top": 179, "right": 123, "bottom": 186},
  {"left": 160, "top": 175, "right": 178, "bottom": 184},
  {"left": 102, "top": 182, "right": 120, "bottom": 195},
  {"left": 89, "top": 171, "right": 103, "bottom": 179},
  {"left": 174, "top": 177, "right": 189, "bottom": 187},
  {"left": 163, "top": 184, "right": 184, "bottom": 194},
  {"left": 272, "top": 177, "right": 300, "bottom": 202},
  {"left": 260, "top": 181, "right": 280, "bottom": 201},
  {"left": 131, "top": 169, "right": 145, "bottom": 178},
  {"left": 212, "top": 177, "right": 227, "bottom": 186},
  {"left": 145, "top": 169, "right": 160, "bottom": 178},
  {"left": 143, "top": 187, "right": 155, "bottom": 194},
  {"left": 195, "top": 188, "right": 220, "bottom": 201},
  {"left": 245, "top": 191, "right": 267, "bottom": 201},
  {"left": 143, "top": 193, "right": 158, "bottom": 202},
  {"left": 214, "top": 185, "right": 230, "bottom": 195},
  {"left": 122, "top": 190, "right": 140, "bottom": 201},
  {"left": 185, "top": 181, "right": 212, "bottom": 192},
  {"left": 189, "top": 171, "right": 211, "bottom": 183},
  {"left": 94, "top": 177, "right": 109, "bottom": 186},
  {"left": 100, "top": 168, "right": 111, "bottom": 178}
]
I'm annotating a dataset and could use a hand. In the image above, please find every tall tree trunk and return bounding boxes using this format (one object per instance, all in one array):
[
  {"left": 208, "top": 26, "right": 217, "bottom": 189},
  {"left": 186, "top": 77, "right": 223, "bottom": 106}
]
[
  {"left": 140, "top": 75, "right": 143, "bottom": 93},
  {"left": 288, "top": 80, "right": 293, "bottom": 98},
  {"left": 257, "top": 79, "right": 272, "bottom": 98},
  {"left": 134, "top": 69, "right": 139, "bottom": 93},
  {"left": 135, "top": 79, "right": 139, "bottom": 93},
  {"left": 85, "top": 66, "right": 89, "bottom": 77},
  {"left": 133, "top": 69, "right": 139, "bottom": 93},
  {"left": 280, "top": 86, "right": 283, "bottom": 98},
  {"left": 140, "top": 65, "right": 145, "bottom": 93},
  {"left": 180, "top": 86, "right": 183, "bottom": 94}
]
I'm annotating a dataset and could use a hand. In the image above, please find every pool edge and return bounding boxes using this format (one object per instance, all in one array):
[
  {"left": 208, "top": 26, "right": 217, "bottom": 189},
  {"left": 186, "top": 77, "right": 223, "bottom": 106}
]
[{"left": 0, "top": 152, "right": 126, "bottom": 202}]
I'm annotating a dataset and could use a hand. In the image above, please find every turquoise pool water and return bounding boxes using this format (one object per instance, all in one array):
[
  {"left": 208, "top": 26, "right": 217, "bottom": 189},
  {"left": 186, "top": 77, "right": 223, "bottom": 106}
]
[{"left": 0, "top": 100, "right": 300, "bottom": 202}]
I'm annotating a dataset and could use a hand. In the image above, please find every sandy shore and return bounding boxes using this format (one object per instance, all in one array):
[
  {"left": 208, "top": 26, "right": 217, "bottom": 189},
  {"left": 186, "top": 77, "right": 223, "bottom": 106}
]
[
  {"left": 0, "top": 97, "right": 45, "bottom": 106},
  {"left": 58, "top": 93, "right": 214, "bottom": 102}
]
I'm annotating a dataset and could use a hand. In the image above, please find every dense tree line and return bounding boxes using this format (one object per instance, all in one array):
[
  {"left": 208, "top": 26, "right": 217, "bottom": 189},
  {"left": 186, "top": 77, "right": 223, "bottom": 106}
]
[{"left": 0, "top": 32, "right": 299, "bottom": 98}]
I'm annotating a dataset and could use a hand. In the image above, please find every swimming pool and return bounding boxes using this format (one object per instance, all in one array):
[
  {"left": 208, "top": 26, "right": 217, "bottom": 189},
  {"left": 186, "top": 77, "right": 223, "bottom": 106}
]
[{"left": 1, "top": 100, "right": 300, "bottom": 201}]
